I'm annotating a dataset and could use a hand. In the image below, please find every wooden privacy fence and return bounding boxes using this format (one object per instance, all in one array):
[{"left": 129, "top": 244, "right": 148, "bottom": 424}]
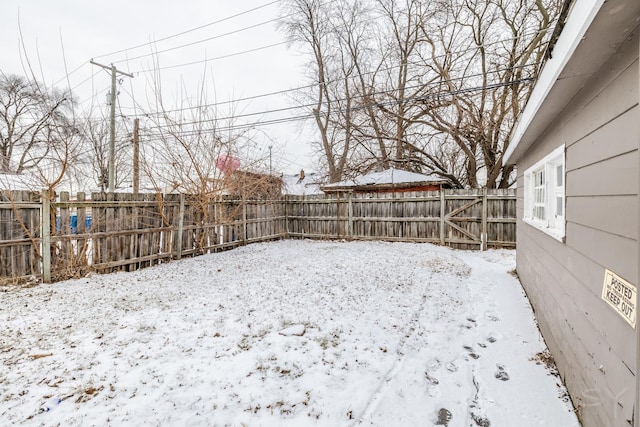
[
  {"left": 287, "top": 189, "right": 516, "bottom": 250},
  {"left": 0, "top": 188, "right": 515, "bottom": 283},
  {"left": 0, "top": 191, "right": 41, "bottom": 280},
  {"left": 0, "top": 190, "right": 286, "bottom": 283}
]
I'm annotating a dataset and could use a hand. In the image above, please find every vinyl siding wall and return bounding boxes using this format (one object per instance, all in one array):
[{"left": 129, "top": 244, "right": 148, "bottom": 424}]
[{"left": 515, "top": 31, "right": 639, "bottom": 427}]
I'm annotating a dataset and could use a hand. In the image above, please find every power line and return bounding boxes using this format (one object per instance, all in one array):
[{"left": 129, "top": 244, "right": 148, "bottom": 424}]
[
  {"left": 50, "top": 1, "right": 284, "bottom": 93},
  {"left": 69, "top": 69, "right": 103, "bottom": 94},
  {"left": 135, "top": 63, "right": 539, "bottom": 128},
  {"left": 120, "top": 30, "right": 546, "bottom": 117},
  {"left": 50, "top": 6, "right": 549, "bottom": 120},
  {"left": 92, "top": 1, "right": 282, "bottom": 60},
  {"left": 65, "top": 20, "right": 547, "bottom": 106},
  {"left": 138, "top": 77, "right": 536, "bottom": 138},
  {"left": 131, "top": 84, "right": 310, "bottom": 116},
  {"left": 78, "top": 29, "right": 547, "bottom": 148},
  {"left": 131, "top": 42, "right": 288, "bottom": 74},
  {"left": 143, "top": 113, "right": 311, "bottom": 137},
  {"left": 112, "top": 17, "right": 285, "bottom": 64},
  {"left": 53, "top": 62, "right": 89, "bottom": 88}
]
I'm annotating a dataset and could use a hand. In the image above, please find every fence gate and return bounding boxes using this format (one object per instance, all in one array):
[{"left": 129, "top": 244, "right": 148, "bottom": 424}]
[
  {"left": 442, "top": 190, "right": 487, "bottom": 250},
  {"left": 441, "top": 189, "right": 516, "bottom": 250}
]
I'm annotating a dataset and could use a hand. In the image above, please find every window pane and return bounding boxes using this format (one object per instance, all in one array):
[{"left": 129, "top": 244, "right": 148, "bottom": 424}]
[
  {"left": 523, "top": 146, "right": 565, "bottom": 236},
  {"left": 556, "top": 164, "right": 563, "bottom": 187},
  {"left": 532, "top": 168, "right": 546, "bottom": 221},
  {"left": 556, "top": 197, "right": 563, "bottom": 216}
]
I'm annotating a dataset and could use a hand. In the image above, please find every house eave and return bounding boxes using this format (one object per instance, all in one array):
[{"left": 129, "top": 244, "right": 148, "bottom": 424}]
[{"left": 504, "top": 0, "right": 639, "bottom": 164}]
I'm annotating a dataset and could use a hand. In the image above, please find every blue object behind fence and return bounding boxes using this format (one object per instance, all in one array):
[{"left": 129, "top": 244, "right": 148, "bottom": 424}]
[{"left": 56, "top": 215, "right": 92, "bottom": 234}]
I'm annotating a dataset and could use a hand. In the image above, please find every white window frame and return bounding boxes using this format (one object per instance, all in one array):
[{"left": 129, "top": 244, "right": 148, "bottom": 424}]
[
  {"left": 523, "top": 145, "right": 565, "bottom": 241},
  {"left": 532, "top": 167, "right": 546, "bottom": 222}
]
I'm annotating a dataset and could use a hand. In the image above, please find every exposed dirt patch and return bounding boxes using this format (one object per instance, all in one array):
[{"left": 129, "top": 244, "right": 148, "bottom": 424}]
[{"left": 531, "top": 350, "right": 559, "bottom": 377}]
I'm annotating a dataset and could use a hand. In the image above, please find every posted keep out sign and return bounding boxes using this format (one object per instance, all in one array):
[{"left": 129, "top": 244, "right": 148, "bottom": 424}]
[{"left": 601, "top": 269, "right": 636, "bottom": 328}]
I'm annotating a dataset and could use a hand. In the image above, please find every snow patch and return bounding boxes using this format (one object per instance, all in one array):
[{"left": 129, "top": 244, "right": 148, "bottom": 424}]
[
  {"left": 0, "top": 240, "right": 579, "bottom": 426},
  {"left": 278, "top": 324, "right": 306, "bottom": 336}
]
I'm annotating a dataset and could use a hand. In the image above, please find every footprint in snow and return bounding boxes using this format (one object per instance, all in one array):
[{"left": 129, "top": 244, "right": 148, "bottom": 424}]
[
  {"left": 484, "top": 312, "right": 500, "bottom": 322},
  {"left": 495, "top": 364, "right": 510, "bottom": 381},
  {"left": 446, "top": 361, "right": 458, "bottom": 372},
  {"left": 471, "top": 412, "right": 491, "bottom": 427},
  {"left": 427, "top": 358, "right": 442, "bottom": 370},
  {"left": 425, "top": 371, "right": 439, "bottom": 386},
  {"left": 463, "top": 345, "right": 480, "bottom": 360},
  {"left": 461, "top": 317, "right": 477, "bottom": 329}
]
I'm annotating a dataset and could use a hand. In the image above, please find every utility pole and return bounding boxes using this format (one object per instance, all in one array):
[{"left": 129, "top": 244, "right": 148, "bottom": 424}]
[
  {"left": 90, "top": 60, "right": 133, "bottom": 193},
  {"left": 133, "top": 118, "right": 140, "bottom": 194}
]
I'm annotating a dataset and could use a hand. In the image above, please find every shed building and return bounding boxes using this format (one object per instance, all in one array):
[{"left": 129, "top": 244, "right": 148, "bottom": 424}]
[{"left": 503, "top": 1, "right": 639, "bottom": 425}]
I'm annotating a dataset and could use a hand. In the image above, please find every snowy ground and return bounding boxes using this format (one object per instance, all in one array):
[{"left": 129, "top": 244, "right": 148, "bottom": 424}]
[{"left": 0, "top": 240, "right": 580, "bottom": 427}]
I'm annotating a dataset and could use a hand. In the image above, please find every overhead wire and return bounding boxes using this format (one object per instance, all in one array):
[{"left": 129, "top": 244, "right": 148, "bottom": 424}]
[
  {"left": 131, "top": 42, "right": 288, "bottom": 74},
  {"left": 73, "top": 81, "right": 110, "bottom": 112},
  {"left": 62, "top": 3, "right": 546, "bottom": 107},
  {"left": 138, "top": 77, "right": 536, "bottom": 138},
  {"left": 119, "top": 28, "right": 548, "bottom": 118},
  {"left": 53, "top": 61, "right": 89, "bottom": 89},
  {"left": 37, "top": 0, "right": 554, "bottom": 153},
  {"left": 50, "top": 1, "right": 285, "bottom": 96},
  {"left": 112, "top": 17, "right": 286, "bottom": 64},
  {"left": 137, "top": 62, "right": 539, "bottom": 130},
  {"left": 124, "top": 51, "right": 139, "bottom": 118},
  {"left": 73, "top": 17, "right": 550, "bottom": 166},
  {"left": 92, "top": 0, "right": 282, "bottom": 60}
]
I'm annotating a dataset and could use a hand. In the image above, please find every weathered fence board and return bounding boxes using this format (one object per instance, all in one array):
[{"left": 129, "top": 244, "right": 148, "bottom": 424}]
[
  {"left": 0, "top": 188, "right": 515, "bottom": 284},
  {"left": 287, "top": 189, "right": 516, "bottom": 249},
  {"left": 0, "top": 191, "right": 40, "bottom": 281}
]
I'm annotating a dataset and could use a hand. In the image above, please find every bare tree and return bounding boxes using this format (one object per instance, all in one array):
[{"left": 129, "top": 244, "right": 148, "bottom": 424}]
[
  {"left": 407, "top": 0, "right": 560, "bottom": 188},
  {"left": 138, "top": 70, "right": 270, "bottom": 252},
  {"left": 0, "top": 72, "right": 71, "bottom": 175},
  {"left": 371, "top": 0, "right": 434, "bottom": 167},
  {"left": 74, "top": 116, "right": 132, "bottom": 192},
  {"left": 281, "top": 0, "right": 359, "bottom": 182},
  {"left": 281, "top": 0, "right": 561, "bottom": 187},
  {"left": 80, "top": 118, "right": 110, "bottom": 191}
]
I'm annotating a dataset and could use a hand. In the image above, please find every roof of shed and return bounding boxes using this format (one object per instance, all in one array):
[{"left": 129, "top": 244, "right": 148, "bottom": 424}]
[
  {"left": 321, "top": 168, "right": 447, "bottom": 192},
  {"left": 282, "top": 172, "right": 323, "bottom": 195}
]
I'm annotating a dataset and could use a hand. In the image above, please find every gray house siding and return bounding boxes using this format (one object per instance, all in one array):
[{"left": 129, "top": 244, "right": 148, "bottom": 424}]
[{"left": 515, "top": 31, "right": 639, "bottom": 427}]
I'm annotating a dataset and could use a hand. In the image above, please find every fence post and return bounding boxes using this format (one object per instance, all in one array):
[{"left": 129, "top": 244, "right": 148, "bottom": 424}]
[
  {"left": 482, "top": 187, "right": 488, "bottom": 251},
  {"left": 76, "top": 192, "right": 86, "bottom": 262},
  {"left": 284, "top": 195, "right": 289, "bottom": 238},
  {"left": 336, "top": 192, "right": 341, "bottom": 238},
  {"left": 59, "top": 192, "right": 70, "bottom": 264},
  {"left": 348, "top": 192, "right": 353, "bottom": 239},
  {"left": 177, "top": 193, "right": 185, "bottom": 260},
  {"left": 41, "top": 189, "right": 51, "bottom": 283},
  {"left": 242, "top": 201, "right": 248, "bottom": 244},
  {"left": 439, "top": 189, "right": 446, "bottom": 245}
]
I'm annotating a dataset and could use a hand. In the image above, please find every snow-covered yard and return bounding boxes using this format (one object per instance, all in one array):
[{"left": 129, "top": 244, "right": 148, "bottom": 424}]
[{"left": 1, "top": 240, "right": 579, "bottom": 426}]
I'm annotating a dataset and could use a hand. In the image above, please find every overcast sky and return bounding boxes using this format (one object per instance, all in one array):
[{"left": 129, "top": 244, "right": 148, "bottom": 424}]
[{"left": 0, "top": 0, "right": 314, "bottom": 175}]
